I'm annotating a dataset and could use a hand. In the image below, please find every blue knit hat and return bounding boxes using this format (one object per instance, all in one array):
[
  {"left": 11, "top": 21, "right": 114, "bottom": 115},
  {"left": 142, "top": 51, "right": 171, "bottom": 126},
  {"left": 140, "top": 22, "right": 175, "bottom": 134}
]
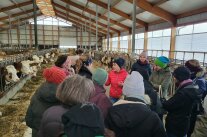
[
  {"left": 92, "top": 68, "right": 108, "bottom": 86},
  {"left": 113, "top": 58, "right": 125, "bottom": 69},
  {"left": 154, "top": 56, "right": 170, "bottom": 69}
]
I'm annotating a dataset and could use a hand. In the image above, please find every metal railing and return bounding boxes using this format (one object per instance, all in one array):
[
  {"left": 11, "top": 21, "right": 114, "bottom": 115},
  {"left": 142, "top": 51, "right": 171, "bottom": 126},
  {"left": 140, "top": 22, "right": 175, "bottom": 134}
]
[{"left": 109, "top": 48, "right": 207, "bottom": 67}]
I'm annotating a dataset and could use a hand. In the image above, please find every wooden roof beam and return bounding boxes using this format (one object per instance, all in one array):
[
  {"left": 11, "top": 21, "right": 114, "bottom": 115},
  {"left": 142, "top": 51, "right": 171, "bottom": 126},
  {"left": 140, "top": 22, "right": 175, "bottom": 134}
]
[
  {"left": 88, "top": 0, "right": 148, "bottom": 27},
  {"left": 0, "top": 1, "right": 32, "bottom": 13},
  {"left": 0, "top": 13, "right": 42, "bottom": 28},
  {"left": 60, "top": 0, "right": 130, "bottom": 31},
  {"left": 0, "top": 9, "right": 34, "bottom": 22},
  {"left": 56, "top": 14, "right": 105, "bottom": 37},
  {"left": 126, "top": 0, "right": 176, "bottom": 25},
  {"left": 55, "top": 9, "right": 108, "bottom": 34},
  {"left": 53, "top": 2, "right": 120, "bottom": 33}
]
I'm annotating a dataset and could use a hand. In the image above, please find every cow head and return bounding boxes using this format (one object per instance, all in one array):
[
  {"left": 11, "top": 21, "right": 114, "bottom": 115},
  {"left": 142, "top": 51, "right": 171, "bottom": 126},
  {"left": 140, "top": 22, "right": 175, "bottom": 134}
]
[
  {"left": 21, "top": 60, "right": 33, "bottom": 75},
  {"left": 5, "top": 65, "right": 20, "bottom": 83}
]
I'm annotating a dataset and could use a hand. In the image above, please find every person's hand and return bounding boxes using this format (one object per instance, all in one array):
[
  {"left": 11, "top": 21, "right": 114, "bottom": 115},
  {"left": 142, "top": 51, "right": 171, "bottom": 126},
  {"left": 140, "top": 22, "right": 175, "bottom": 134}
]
[
  {"left": 104, "top": 128, "right": 116, "bottom": 137},
  {"left": 118, "top": 81, "right": 124, "bottom": 87}
]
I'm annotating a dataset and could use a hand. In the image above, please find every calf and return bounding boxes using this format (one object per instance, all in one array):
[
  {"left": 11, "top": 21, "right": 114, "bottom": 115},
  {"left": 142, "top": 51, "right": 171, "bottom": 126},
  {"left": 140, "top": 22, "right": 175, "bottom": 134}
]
[{"left": 5, "top": 65, "right": 20, "bottom": 83}]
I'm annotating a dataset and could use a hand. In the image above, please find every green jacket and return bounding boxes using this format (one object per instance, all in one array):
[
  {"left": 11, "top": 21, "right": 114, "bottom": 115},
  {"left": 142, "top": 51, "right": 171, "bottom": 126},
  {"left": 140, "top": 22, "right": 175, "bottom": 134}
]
[
  {"left": 191, "top": 115, "right": 207, "bottom": 137},
  {"left": 149, "top": 67, "right": 172, "bottom": 98}
]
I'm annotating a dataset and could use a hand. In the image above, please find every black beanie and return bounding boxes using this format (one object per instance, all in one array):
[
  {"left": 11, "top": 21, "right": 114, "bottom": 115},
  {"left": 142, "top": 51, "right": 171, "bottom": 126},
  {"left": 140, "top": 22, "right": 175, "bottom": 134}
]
[
  {"left": 113, "top": 58, "right": 125, "bottom": 69},
  {"left": 55, "top": 55, "right": 68, "bottom": 67},
  {"left": 173, "top": 66, "right": 191, "bottom": 82}
]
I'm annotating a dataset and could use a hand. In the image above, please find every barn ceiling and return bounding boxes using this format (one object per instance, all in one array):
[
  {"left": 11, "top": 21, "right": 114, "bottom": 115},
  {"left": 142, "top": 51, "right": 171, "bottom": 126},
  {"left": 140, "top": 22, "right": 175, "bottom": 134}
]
[{"left": 0, "top": 0, "right": 207, "bottom": 36}]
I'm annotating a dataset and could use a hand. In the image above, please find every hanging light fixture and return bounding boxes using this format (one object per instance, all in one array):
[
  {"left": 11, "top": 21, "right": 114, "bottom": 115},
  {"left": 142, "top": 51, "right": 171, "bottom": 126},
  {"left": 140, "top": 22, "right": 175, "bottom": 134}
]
[{"left": 36, "top": 0, "right": 55, "bottom": 16}]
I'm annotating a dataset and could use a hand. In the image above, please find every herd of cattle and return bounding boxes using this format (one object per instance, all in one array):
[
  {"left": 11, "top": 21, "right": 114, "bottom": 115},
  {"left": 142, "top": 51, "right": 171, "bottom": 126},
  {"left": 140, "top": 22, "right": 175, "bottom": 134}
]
[{"left": 0, "top": 49, "right": 59, "bottom": 94}]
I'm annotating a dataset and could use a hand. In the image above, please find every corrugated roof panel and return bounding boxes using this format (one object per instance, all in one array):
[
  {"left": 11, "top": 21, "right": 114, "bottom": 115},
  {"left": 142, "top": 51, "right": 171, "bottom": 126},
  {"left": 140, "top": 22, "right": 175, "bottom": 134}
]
[
  {"left": 159, "top": 0, "right": 207, "bottom": 15},
  {"left": 7, "top": 8, "right": 23, "bottom": 15},
  {"left": 21, "top": 5, "right": 33, "bottom": 11},
  {"left": 110, "top": 25, "right": 123, "bottom": 31},
  {"left": 120, "top": 20, "right": 132, "bottom": 27},
  {"left": 0, "top": 0, "right": 13, "bottom": 7},
  {"left": 114, "top": 1, "right": 134, "bottom": 15},
  {"left": 137, "top": 12, "right": 160, "bottom": 23},
  {"left": 108, "top": 12, "right": 122, "bottom": 20},
  {"left": 71, "top": 0, "right": 87, "bottom": 6},
  {"left": 0, "top": 13, "right": 8, "bottom": 18}
]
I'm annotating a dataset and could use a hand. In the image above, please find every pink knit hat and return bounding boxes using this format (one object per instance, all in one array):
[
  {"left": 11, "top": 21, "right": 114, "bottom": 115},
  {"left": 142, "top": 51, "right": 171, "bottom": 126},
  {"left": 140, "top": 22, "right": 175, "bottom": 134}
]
[{"left": 43, "top": 66, "right": 67, "bottom": 84}]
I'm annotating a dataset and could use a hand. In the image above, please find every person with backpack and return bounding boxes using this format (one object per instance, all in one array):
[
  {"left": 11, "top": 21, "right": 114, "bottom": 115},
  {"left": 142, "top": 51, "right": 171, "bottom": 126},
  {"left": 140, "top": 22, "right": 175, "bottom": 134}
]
[
  {"left": 131, "top": 51, "right": 152, "bottom": 76},
  {"left": 185, "top": 59, "right": 206, "bottom": 137},
  {"left": 105, "top": 57, "right": 128, "bottom": 103},
  {"left": 37, "top": 75, "right": 99, "bottom": 137},
  {"left": 162, "top": 66, "right": 201, "bottom": 137}
]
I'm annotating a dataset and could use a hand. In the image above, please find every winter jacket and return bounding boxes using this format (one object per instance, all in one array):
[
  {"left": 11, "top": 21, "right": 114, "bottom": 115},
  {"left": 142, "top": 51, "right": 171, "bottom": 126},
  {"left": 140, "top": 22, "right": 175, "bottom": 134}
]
[
  {"left": 105, "top": 69, "right": 128, "bottom": 98},
  {"left": 162, "top": 82, "right": 201, "bottom": 137},
  {"left": 89, "top": 82, "right": 112, "bottom": 119},
  {"left": 105, "top": 97, "right": 167, "bottom": 137},
  {"left": 25, "top": 82, "right": 61, "bottom": 131},
  {"left": 194, "top": 76, "right": 206, "bottom": 100},
  {"left": 149, "top": 67, "right": 172, "bottom": 98},
  {"left": 38, "top": 105, "right": 69, "bottom": 137},
  {"left": 131, "top": 60, "right": 152, "bottom": 76},
  {"left": 191, "top": 115, "right": 207, "bottom": 137},
  {"left": 144, "top": 80, "right": 162, "bottom": 114},
  {"left": 78, "top": 65, "right": 92, "bottom": 79}
]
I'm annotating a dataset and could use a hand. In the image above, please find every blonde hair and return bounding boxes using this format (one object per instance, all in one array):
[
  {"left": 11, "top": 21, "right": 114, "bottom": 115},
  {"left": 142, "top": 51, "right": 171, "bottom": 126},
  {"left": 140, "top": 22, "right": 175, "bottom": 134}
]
[{"left": 56, "top": 74, "right": 94, "bottom": 105}]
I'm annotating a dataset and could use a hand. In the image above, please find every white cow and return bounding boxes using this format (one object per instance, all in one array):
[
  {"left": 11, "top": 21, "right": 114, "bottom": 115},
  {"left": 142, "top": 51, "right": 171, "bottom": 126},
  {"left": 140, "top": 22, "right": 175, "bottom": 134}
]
[
  {"left": 6, "top": 65, "right": 20, "bottom": 83},
  {"left": 21, "top": 60, "right": 33, "bottom": 75}
]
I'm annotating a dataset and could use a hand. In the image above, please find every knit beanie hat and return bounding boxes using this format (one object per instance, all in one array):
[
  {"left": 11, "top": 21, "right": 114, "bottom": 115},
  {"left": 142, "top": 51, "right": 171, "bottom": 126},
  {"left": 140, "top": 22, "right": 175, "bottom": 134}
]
[
  {"left": 123, "top": 71, "right": 145, "bottom": 99},
  {"left": 139, "top": 51, "right": 148, "bottom": 58},
  {"left": 173, "top": 66, "right": 191, "bottom": 82},
  {"left": 185, "top": 59, "right": 202, "bottom": 73},
  {"left": 43, "top": 66, "right": 67, "bottom": 84},
  {"left": 154, "top": 56, "right": 170, "bottom": 69},
  {"left": 113, "top": 58, "right": 125, "bottom": 69},
  {"left": 92, "top": 68, "right": 108, "bottom": 86},
  {"left": 55, "top": 55, "right": 68, "bottom": 68}
]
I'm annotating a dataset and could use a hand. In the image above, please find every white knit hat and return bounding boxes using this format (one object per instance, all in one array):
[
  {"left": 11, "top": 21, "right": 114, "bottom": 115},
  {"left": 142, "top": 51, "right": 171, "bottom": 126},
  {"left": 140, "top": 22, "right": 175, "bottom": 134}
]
[
  {"left": 139, "top": 51, "right": 148, "bottom": 58},
  {"left": 123, "top": 71, "right": 145, "bottom": 99}
]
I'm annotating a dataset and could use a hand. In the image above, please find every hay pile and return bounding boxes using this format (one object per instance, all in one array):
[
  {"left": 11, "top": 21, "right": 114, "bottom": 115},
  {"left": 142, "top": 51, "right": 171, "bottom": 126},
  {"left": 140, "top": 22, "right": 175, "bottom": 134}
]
[{"left": 0, "top": 63, "right": 52, "bottom": 137}]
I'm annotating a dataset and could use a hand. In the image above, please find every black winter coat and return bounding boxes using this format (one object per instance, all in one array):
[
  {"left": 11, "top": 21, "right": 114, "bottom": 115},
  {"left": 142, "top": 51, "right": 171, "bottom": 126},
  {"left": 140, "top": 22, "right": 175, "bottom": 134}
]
[
  {"left": 105, "top": 98, "right": 167, "bottom": 137},
  {"left": 78, "top": 65, "right": 92, "bottom": 79},
  {"left": 163, "top": 82, "right": 201, "bottom": 137},
  {"left": 25, "top": 82, "right": 61, "bottom": 130},
  {"left": 131, "top": 60, "right": 152, "bottom": 76}
]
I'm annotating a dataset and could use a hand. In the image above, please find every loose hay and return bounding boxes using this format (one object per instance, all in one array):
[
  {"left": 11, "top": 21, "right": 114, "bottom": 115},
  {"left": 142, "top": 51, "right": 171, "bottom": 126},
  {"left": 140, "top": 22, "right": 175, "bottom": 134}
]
[{"left": 0, "top": 62, "right": 52, "bottom": 137}]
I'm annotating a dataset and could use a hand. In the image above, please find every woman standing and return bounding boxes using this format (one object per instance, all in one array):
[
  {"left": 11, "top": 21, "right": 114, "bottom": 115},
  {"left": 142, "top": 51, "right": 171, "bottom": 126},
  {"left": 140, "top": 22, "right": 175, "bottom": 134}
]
[{"left": 105, "top": 58, "right": 128, "bottom": 103}]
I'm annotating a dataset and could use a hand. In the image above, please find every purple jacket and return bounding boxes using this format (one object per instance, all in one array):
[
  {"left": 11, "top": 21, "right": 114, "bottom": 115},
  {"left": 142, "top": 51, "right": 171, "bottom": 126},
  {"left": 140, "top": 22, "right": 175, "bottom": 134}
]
[
  {"left": 38, "top": 105, "right": 69, "bottom": 137},
  {"left": 90, "top": 82, "right": 112, "bottom": 119}
]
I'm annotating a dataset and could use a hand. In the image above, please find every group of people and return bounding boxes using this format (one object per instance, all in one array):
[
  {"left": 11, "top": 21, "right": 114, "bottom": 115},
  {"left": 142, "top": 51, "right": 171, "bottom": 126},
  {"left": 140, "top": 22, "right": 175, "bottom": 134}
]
[{"left": 25, "top": 49, "right": 207, "bottom": 137}]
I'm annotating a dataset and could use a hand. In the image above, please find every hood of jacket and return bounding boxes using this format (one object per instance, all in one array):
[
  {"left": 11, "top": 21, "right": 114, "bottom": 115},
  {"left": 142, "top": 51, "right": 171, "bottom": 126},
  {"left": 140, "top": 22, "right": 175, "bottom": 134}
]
[
  {"left": 37, "top": 82, "right": 59, "bottom": 103},
  {"left": 108, "top": 99, "right": 152, "bottom": 128},
  {"left": 178, "top": 82, "right": 201, "bottom": 100}
]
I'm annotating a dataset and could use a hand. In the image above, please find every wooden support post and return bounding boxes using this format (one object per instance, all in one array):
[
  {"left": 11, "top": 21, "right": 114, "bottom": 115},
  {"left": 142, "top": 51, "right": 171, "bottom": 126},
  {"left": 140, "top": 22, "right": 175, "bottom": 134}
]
[
  {"left": 17, "top": 26, "right": 20, "bottom": 47},
  {"left": 7, "top": 30, "right": 10, "bottom": 45},
  {"left": 118, "top": 33, "right": 120, "bottom": 51},
  {"left": 29, "top": 23, "right": 32, "bottom": 48},
  {"left": 110, "top": 34, "right": 113, "bottom": 51},
  {"left": 52, "top": 18, "right": 54, "bottom": 47},
  {"left": 128, "top": 30, "right": 132, "bottom": 53},
  {"left": 144, "top": 31, "right": 148, "bottom": 51},
  {"left": 169, "top": 27, "right": 176, "bottom": 59}
]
